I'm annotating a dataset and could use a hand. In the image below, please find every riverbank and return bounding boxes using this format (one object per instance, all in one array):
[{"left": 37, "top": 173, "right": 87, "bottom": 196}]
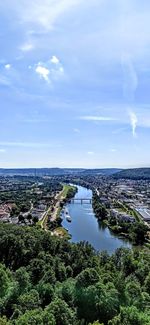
[
  {"left": 48, "top": 184, "right": 77, "bottom": 237},
  {"left": 92, "top": 191, "right": 149, "bottom": 246},
  {"left": 62, "top": 185, "right": 132, "bottom": 253},
  {"left": 37, "top": 184, "right": 76, "bottom": 232}
]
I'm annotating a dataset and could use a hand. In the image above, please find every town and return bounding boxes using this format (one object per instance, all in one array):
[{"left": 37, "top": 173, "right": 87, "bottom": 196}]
[{"left": 0, "top": 172, "right": 150, "bottom": 246}]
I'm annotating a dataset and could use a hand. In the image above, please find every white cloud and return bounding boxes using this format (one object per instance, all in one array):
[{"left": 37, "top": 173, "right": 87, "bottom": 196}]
[
  {"left": 80, "top": 116, "right": 117, "bottom": 122},
  {"left": 0, "top": 76, "right": 11, "bottom": 86},
  {"left": 50, "top": 55, "right": 59, "bottom": 64},
  {"left": 0, "top": 141, "right": 56, "bottom": 148},
  {"left": 112, "top": 126, "right": 129, "bottom": 135},
  {"left": 110, "top": 149, "right": 116, "bottom": 152},
  {"left": 35, "top": 64, "right": 50, "bottom": 83},
  {"left": 1, "top": 0, "right": 82, "bottom": 31},
  {"left": 129, "top": 110, "right": 138, "bottom": 138},
  {"left": 20, "top": 42, "right": 34, "bottom": 52},
  {"left": 87, "top": 151, "right": 94, "bottom": 155},
  {"left": 0, "top": 149, "right": 6, "bottom": 153},
  {"left": 122, "top": 53, "right": 138, "bottom": 101},
  {"left": 73, "top": 128, "right": 80, "bottom": 133},
  {"left": 5, "top": 64, "right": 11, "bottom": 70},
  {"left": 34, "top": 56, "right": 64, "bottom": 84},
  {"left": 58, "top": 66, "right": 64, "bottom": 73}
]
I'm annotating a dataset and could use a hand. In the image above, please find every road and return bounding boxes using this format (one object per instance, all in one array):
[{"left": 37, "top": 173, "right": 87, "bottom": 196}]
[{"left": 40, "top": 188, "right": 64, "bottom": 230}]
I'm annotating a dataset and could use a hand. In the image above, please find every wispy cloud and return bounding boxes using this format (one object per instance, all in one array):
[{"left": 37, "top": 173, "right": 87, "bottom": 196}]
[
  {"left": 87, "top": 151, "right": 94, "bottom": 155},
  {"left": 110, "top": 148, "right": 117, "bottom": 153},
  {"left": 80, "top": 116, "right": 117, "bottom": 122},
  {"left": 0, "top": 149, "right": 6, "bottom": 153},
  {"left": 20, "top": 42, "right": 34, "bottom": 52},
  {"left": 122, "top": 54, "right": 138, "bottom": 102},
  {"left": 112, "top": 126, "right": 129, "bottom": 135},
  {"left": 0, "top": 75, "right": 11, "bottom": 86},
  {"left": 2, "top": 0, "right": 82, "bottom": 31},
  {"left": 129, "top": 110, "right": 138, "bottom": 138},
  {"left": 73, "top": 128, "right": 80, "bottom": 133},
  {"left": 0, "top": 142, "right": 59, "bottom": 148}
]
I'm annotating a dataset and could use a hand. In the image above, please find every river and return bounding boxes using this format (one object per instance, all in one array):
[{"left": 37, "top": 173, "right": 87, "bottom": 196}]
[{"left": 62, "top": 185, "right": 131, "bottom": 254}]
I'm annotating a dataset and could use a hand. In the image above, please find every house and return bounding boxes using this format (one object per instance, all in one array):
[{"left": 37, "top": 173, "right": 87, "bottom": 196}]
[{"left": 110, "top": 209, "right": 135, "bottom": 223}]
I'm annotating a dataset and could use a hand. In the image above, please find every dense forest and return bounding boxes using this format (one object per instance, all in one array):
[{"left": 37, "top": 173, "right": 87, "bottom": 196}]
[
  {"left": 112, "top": 168, "right": 150, "bottom": 180},
  {"left": 0, "top": 223, "right": 150, "bottom": 324}
]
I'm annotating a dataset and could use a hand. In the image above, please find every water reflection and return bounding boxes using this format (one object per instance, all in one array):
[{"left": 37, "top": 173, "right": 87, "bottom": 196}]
[{"left": 62, "top": 185, "right": 131, "bottom": 254}]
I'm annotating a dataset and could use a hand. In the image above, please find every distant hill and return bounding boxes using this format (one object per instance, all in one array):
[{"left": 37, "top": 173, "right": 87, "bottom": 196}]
[
  {"left": 0, "top": 168, "right": 122, "bottom": 176},
  {"left": 0, "top": 168, "right": 65, "bottom": 176},
  {"left": 80, "top": 168, "right": 122, "bottom": 176},
  {"left": 112, "top": 168, "right": 150, "bottom": 180}
]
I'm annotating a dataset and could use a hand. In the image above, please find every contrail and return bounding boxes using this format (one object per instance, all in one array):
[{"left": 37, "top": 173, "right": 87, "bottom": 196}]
[{"left": 129, "top": 111, "right": 138, "bottom": 138}]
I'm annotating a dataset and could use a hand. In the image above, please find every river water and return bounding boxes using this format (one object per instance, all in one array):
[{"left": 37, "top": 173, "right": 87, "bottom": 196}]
[{"left": 62, "top": 185, "right": 131, "bottom": 254}]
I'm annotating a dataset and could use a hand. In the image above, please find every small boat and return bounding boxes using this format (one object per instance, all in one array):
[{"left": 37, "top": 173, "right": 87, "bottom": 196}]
[{"left": 66, "top": 215, "right": 72, "bottom": 222}]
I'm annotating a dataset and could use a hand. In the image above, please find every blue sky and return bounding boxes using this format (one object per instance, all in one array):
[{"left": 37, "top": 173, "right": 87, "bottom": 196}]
[{"left": 0, "top": 0, "right": 150, "bottom": 168}]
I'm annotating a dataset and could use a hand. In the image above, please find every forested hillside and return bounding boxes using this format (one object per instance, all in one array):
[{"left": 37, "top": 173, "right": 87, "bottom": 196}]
[
  {"left": 113, "top": 168, "right": 150, "bottom": 180},
  {"left": 0, "top": 224, "right": 149, "bottom": 324}
]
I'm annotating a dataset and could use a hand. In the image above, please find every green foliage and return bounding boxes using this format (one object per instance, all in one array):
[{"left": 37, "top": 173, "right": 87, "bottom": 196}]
[
  {"left": 0, "top": 223, "right": 149, "bottom": 324},
  {"left": 108, "top": 306, "right": 150, "bottom": 325},
  {"left": 89, "top": 322, "right": 104, "bottom": 325},
  {"left": 15, "top": 267, "right": 31, "bottom": 294},
  {"left": 36, "top": 282, "right": 54, "bottom": 307},
  {"left": 76, "top": 268, "right": 100, "bottom": 288},
  {"left": 92, "top": 193, "right": 107, "bottom": 220},
  {"left": 45, "top": 298, "right": 75, "bottom": 325},
  {"left": 129, "top": 222, "right": 148, "bottom": 245},
  {"left": 17, "top": 289, "right": 40, "bottom": 313},
  {"left": 15, "top": 308, "right": 56, "bottom": 325},
  {"left": 109, "top": 219, "right": 148, "bottom": 245},
  {"left": 0, "top": 265, "right": 10, "bottom": 298},
  {"left": 0, "top": 316, "right": 8, "bottom": 325}
]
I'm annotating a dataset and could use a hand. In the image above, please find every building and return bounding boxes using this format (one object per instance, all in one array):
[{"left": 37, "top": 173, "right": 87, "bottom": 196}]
[
  {"left": 110, "top": 209, "right": 135, "bottom": 223},
  {"left": 135, "top": 208, "right": 150, "bottom": 222}
]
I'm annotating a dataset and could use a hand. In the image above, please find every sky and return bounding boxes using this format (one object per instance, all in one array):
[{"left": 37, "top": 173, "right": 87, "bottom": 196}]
[{"left": 0, "top": 0, "right": 150, "bottom": 168}]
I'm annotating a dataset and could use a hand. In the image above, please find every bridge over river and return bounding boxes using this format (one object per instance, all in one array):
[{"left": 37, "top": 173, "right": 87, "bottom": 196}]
[
  {"left": 62, "top": 185, "right": 131, "bottom": 253},
  {"left": 71, "top": 198, "right": 92, "bottom": 204}
]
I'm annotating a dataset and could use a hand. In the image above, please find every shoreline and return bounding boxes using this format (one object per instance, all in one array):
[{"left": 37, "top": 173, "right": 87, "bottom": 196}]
[{"left": 50, "top": 184, "right": 77, "bottom": 237}]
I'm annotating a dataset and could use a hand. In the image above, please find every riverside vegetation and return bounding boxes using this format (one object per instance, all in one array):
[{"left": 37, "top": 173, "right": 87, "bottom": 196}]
[
  {"left": 92, "top": 192, "right": 149, "bottom": 245},
  {"left": 47, "top": 185, "right": 77, "bottom": 233},
  {"left": 0, "top": 223, "right": 150, "bottom": 324}
]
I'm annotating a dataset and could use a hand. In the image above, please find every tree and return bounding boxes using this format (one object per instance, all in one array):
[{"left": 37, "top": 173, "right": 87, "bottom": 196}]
[
  {"left": 0, "top": 317, "right": 8, "bottom": 325},
  {"left": 0, "top": 265, "right": 10, "bottom": 298},
  {"left": 125, "top": 280, "right": 142, "bottom": 308},
  {"left": 15, "top": 267, "right": 31, "bottom": 294},
  {"left": 144, "top": 272, "right": 150, "bottom": 294},
  {"left": 61, "top": 279, "right": 75, "bottom": 307},
  {"left": 108, "top": 306, "right": 150, "bottom": 325},
  {"left": 76, "top": 268, "right": 99, "bottom": 288},
  {"left": 32, "top": 216, "right": 39, "bottom": 224},
  {"left": 45, "top": 298, "right": 75, "bottom": 325},
  {"left": 15, "top": 308, "right": 56, "bottom": 325},
  {"left": 18, "top": 290, "right": 40, "bottom": 313},
  {"left": 89, "top": 322, "right": 104, "bottom": 325},
  {"left": 10, "top": 204, "right": 20, "bottom": 217},
  {"left": 37, "top": 283, "right": 54, "bottom": 307},
  {"left": 18, "top": 214, "right": 25, "bottom": 223},
  {"left": 27, "top": 213, "right": 32, "bottom": 223},
  {"left": 129, "top": 223, "right": 148, "bottom": 244}
]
